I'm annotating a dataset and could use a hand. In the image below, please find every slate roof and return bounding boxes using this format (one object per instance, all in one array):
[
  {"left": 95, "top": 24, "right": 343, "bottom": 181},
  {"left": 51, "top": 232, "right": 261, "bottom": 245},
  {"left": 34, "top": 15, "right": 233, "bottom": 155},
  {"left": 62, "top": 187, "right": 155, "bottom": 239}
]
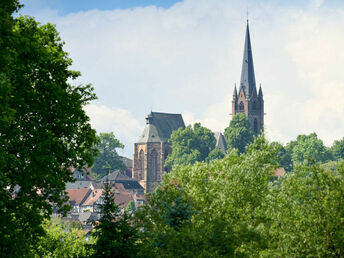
[
  {"left": 240, "top": 22, "right": 257, "bottom": 97},
  {"left": 66, "top": 181, "right": 93, "bottom": 190},
  {"left": 98, "top": 170, "right": 144, "bottom": 191},
  {"left": 214, "top": 132, "right": 227, "bottom": 153},
  {"left": 138, "top": 112, "right": 185, "bottom": 143},
  {"left": 99, "top": 170, "right": 132, "bottom": 182}
]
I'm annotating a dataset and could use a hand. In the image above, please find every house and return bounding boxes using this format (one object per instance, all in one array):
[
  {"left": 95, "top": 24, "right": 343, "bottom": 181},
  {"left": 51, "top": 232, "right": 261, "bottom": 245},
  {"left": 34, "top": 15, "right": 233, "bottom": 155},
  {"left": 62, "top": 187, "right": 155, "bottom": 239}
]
[
  {"left": 66, "top": 188, "right": 103, "bottom": 213},
  {"left": 98, "top": 170, "right": 144, "bottom": 195}
]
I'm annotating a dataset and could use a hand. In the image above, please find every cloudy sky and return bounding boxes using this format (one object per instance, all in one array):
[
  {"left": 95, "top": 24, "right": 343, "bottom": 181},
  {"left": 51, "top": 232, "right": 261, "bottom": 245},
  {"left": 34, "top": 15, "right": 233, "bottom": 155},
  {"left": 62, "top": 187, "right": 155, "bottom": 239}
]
[{"left": 19, "top": 0, "right": 344, "bottom": 157}]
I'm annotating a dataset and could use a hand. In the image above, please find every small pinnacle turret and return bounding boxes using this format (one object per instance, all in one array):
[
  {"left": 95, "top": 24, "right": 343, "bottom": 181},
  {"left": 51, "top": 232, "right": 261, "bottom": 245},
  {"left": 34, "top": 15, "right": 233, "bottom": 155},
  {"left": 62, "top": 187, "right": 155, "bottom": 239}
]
[{"left": 233, "top": 84, "right": 238, "bottom": 99}]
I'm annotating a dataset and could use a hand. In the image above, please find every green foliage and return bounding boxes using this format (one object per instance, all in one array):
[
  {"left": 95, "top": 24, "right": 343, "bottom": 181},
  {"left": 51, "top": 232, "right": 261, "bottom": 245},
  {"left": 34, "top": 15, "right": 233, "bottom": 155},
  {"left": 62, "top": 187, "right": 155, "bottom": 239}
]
[
  {"left": 92, "top": 132, "right": 125, "bottom": 178},
  {"left": 205, "top": 148, "right": 225, "bottom": 162},
  {"left": 137, "top": 135, "right": 344, "bottom": 256},
  {"left": 330, "top": 137, "right": 344, "bottom": 161},
  {"left": 91, "top": 180, "right": 139, "bottom": 257},
  {"left": 263, "top": 161, "right": 344, "bottom": 257},
  {"left": 0, "top": 14, "right": 97, "bottom": 256},
  {"left": 137, "top": 135, "right": 280, "bottom": 257},
  {"left": 34, "top": 218, "right": 92, "bottom": 257},
  {"left": 164, "top": 123, "right": 216, "bottom": 170},
  {"left": 224, "top": 114, "right": 254, "bottom": 154},
  {"left": 291, "top": 133, "right": 331, "bottom": 164},
  {"left": 125, "top": 200, "right": 136, "bottom": 213}
]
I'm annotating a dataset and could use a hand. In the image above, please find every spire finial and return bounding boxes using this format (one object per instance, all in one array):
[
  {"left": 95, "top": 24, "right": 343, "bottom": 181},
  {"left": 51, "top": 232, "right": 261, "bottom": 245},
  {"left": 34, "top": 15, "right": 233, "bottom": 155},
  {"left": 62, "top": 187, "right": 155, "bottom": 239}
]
[{"left": 246, "top": 7, "right": 249, "bottom": 24}]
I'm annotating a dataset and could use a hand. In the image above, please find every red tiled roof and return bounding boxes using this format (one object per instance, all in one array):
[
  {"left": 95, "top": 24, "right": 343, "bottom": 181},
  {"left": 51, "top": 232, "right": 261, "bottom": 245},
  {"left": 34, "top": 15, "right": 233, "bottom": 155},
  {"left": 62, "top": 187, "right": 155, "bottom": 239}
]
[
  {"left": 66, "top": 188, "right": 91, "bottom": 205},
  {"left": 274, "top": 167, "right": 286, "bottom": 177}
]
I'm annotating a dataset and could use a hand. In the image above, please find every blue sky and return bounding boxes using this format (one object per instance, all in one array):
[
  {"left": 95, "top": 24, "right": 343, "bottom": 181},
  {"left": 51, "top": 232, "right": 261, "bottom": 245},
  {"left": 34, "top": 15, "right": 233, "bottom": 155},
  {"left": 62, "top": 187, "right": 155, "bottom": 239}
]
[
  {"left": 18, "top": 0, "right": 344, "bottom": 157},
  {"left": 21, "top": 0, "right": 184, "bottom": 14}
]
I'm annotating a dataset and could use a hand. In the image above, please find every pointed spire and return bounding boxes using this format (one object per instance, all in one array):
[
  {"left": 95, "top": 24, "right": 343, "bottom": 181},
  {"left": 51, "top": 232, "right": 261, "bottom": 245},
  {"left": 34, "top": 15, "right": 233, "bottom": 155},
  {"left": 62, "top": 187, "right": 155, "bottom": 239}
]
[
  {"left": 258, "top": 83, "right": 263, "bottom": 98},
  {"left": 239, "top": 21, "right": 256, "bottom": 98},
  {"left": 233, "top": 83, "right": 238, "bottom": 99}
]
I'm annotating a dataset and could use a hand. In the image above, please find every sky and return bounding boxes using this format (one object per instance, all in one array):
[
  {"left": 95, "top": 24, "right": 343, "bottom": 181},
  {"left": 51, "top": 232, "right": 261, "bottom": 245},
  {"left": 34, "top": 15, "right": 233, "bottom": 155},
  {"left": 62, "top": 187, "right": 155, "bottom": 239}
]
[{"left": 18, "top": 0, "right": 344, "bottom": 158}]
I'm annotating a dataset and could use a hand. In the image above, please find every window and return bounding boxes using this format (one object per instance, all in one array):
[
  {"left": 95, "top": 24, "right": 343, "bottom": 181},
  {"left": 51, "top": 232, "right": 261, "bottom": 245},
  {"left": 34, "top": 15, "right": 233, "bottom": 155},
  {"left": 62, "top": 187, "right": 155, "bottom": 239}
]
[
  {"left": 254, "top": 118, "right": 258, "bottom": 134},
  {"left": 149, "top": 150, "right": 158, "bottom": 181},
  {"left": 139, "top": 150, "right": 145, "bottom": 180},
  {"left": 239, "top": 101, "right": 244, "bottom": 111}
]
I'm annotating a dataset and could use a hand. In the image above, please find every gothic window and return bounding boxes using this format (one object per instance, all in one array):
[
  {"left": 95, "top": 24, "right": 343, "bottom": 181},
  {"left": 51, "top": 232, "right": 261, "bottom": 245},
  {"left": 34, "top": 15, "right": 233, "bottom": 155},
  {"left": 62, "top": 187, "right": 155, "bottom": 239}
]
[
  {"left": 254, "top": 118, "right": 258, "bottom": 134},
  {"left": 139, "top": 150, "right": 145, "bottom": 180},
  {"left": 239, "top": 101, "right": 245, "bottom": 111},
  {"left": 252, "top": 102, "right": 257, "bottom": 110},
  {"left": 149, "top": 150, "right": 158, "bottom": 181}
]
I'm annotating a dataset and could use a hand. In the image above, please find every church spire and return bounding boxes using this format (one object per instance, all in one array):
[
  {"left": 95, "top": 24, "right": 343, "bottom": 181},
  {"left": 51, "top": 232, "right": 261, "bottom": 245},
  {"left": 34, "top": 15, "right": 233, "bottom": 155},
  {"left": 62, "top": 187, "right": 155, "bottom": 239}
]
[{"left": 239, "top": 21, "right": 256, "bottom": 98}]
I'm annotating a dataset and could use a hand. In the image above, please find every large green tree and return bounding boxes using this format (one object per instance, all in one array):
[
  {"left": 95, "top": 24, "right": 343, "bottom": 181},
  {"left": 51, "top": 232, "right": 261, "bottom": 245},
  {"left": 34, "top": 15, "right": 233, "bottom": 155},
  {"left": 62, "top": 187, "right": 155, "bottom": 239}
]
[
  {"left": 330, "top": 137, "right": 344, "bottom": 161},
  {"left": 224, "top": 114, "right": 254, "bottom": 154},
  {"left": 164, "top": 123, "right": 216, "bottom": 170},
  {"left": 291, "top": 133, "right": 331, "bottom": 164},
  {"left": 0, "top": 11, "right": 97, "bottom": 256},
  {"left": 91, "top": 180, "right": 139, "bottom": 257},
  {"left": 92, "top": 132, "right": 125, "bottom": 178},
  {"left": 263, "top": 160, "right": 344, "bottom": 256},
  {"left": 137, "top": 136, "right": 280, "bottom": 257}
]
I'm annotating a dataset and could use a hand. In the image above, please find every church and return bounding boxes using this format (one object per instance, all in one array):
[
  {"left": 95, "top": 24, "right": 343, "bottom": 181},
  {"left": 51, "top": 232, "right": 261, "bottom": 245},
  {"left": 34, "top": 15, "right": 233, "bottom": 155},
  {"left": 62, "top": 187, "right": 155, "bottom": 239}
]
[{"left": 132, "top": 21, "right": 264, "bottom": 193}]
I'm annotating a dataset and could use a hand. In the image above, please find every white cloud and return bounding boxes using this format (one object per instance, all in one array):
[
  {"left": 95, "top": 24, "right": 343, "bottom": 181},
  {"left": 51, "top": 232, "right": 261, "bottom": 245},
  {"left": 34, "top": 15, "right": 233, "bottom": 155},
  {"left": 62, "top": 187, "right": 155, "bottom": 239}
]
[
  {"left": 20, "top": 0, "right": 344, "bottom": 153},
  {"left": 84, "top": 104, "right": 143, "bottom": 157}
]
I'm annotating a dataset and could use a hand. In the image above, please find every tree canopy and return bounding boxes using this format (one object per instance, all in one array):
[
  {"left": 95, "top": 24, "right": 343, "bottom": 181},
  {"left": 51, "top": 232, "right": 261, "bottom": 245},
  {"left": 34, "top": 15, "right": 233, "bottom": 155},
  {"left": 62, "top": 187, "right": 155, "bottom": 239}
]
[
  {"left": 291, "top": 133, "right": 331, "bottom": 164},
  {"left": 92, "top": 132, "right": 125, "bottom": 178},
  {"left": 0, "top": 10, "right": 97, "bottom": 256},
  {"left": 331, "top": 137, "right": 344, "bottom": 161},
  {"left": 91, "top": 180, "right": 139, "bottom": 257},
  {"left": 224, "top": 114, "right": 254, "bottom": 154},
  {"left": 164, "top": 123, "right": 216, "bottom": 170},
  {"left": 135, "top": 136, "right": 344, "bottom": 257}
]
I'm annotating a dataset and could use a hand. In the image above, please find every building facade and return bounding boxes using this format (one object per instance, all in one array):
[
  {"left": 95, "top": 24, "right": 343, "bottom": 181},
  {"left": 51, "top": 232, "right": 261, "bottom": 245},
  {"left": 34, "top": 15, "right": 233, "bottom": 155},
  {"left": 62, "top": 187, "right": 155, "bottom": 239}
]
[
  {"left": 232, "top": 22, "right": 264, "bottom": 134},
  {"left": 132, "top": 112, "right": 185, "bottom": 193}
]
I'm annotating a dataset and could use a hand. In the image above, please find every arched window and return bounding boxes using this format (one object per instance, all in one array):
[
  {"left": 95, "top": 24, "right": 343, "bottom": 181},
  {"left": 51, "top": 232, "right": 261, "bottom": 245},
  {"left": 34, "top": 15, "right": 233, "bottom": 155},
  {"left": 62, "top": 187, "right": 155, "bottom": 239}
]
[
  {"left": 139, "top": 150, "right": 145, "bottom": 180},
  {"left": 252, "top": 102, "right": 257, "bottom": 110},
  {"left": 149, "top": 150, "right": 158, "bottom": 181},
  {"left": 254, "top": 118, "right": 258, "bottom": 134},
  {"left": 239, "top": 101, "right": 244, "bottom": 111}
]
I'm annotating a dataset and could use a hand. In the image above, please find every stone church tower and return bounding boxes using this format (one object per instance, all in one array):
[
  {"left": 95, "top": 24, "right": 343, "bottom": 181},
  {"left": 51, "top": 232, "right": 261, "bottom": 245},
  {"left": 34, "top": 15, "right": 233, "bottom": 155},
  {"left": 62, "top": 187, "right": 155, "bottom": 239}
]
[
  {"left": 132, "top": 112, "right": 185, "bottom": 193},
  {"left": 232, "top": 21, "right": 264, "bottom": 134}
]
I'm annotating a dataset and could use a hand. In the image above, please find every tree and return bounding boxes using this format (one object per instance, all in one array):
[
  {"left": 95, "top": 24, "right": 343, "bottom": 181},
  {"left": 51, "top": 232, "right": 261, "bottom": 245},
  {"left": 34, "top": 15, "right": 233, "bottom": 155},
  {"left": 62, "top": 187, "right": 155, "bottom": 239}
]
[
  {"left": 205, "top": 148, "right": 225, "bottom": 162},
  {"left": 137, "top": 135, "right": 280, "bottom": 257},
  {"left": 34, "top": 218, "right": 93, "bottom": 257},
  {"left": 91, "top": 180, "right": 139, "bottom": 257},
  {"left": 164, "top": 123, "right": 216, "bottom": 170},
  {"left": 330, "top": 137, "right": 344, "bottom": 161},
  {"left": 224, "top": 114, "right": 254, "bottom": 154},
  {"left": 263, "top": 161, "right": 344, "bottom": 257},
  {"left": 92, "top": 132, "right": 125, "bottom": 178},
  {"left": 291, "top": 133, "right": 331, "bottom": 164},
  {"left": 0, "top": 13, "right": 97, "bottom": 256}
]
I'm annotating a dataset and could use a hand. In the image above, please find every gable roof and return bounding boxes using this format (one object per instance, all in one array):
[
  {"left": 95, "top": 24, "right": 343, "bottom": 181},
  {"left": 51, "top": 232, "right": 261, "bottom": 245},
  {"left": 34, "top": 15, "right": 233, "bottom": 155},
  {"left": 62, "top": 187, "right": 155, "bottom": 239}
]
[
  {"left": 98, "top": 170, "right": 144, "bottom": 191},
  {"left": 214, "top": 132, "right": 227, "bottom": 153},
  {"left": 66, "top": 188, "right": 91, "bottom": 206},
  {"left": 138, "top": 112, "right": 185, "bottom": 143},
  {"left": 83, "top": 189, "right": 103, "bottom": 206}
]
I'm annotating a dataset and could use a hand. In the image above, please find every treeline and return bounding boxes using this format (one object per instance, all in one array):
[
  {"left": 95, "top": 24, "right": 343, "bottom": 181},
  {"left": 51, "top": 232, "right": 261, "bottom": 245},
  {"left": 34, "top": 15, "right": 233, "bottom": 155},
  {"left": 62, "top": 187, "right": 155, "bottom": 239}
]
[
  {"left": 166, "top": 113, "right": 344, "bottom": 172},
  {"left": 28, "top": 136, "right": 344, "bottom": 257}
]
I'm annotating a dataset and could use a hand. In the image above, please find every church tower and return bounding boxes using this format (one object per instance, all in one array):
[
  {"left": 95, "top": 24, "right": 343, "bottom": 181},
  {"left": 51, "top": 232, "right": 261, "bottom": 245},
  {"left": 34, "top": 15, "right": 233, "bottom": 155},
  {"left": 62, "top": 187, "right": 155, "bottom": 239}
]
[{"left": 232, "top": 21, "right": 264, "bottom": 134}]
